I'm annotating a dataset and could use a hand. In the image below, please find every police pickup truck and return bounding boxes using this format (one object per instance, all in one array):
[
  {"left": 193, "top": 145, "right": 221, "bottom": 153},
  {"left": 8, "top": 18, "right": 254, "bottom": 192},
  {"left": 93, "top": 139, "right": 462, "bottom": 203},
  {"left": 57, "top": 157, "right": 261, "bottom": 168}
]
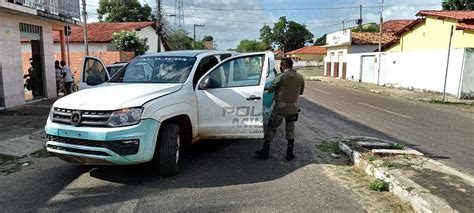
[{"left": 45, "top": 50, "right": 276, "bottom": 175}]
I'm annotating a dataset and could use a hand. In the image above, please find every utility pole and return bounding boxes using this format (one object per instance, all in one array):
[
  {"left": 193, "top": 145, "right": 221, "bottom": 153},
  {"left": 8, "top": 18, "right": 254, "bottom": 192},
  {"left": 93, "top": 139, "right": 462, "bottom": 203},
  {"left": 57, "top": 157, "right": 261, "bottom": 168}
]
[
  {"left": 378, "top": 0, "right": 384, "bottom": 52},
  {"left": 442, "top": 25, "right": 454, "bottom": 100},
  {"left": 193, "top": 24, "right": 204, "bottom": 48},
  {"left": 359, "top": 4, "right": 363, "bottom": 31},
  {"left": 81, "top": 0, "right": 88, "bottom": 55},
  {"left": 156, "top": 0, "right": 162, "bottom": 52}
]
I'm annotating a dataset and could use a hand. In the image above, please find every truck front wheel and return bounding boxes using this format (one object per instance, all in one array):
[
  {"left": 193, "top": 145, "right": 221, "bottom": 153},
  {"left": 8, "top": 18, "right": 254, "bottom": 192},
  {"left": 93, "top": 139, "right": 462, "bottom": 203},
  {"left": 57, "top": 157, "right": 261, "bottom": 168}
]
[{"left": 153, "top": 122, "right": 180, "bottom": 176}]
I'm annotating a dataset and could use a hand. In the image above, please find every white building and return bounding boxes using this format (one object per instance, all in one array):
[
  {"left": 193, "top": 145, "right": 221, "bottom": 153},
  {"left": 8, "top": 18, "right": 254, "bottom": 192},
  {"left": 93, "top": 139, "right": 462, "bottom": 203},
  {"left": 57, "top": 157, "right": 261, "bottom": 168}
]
[{"left": 0, "top": 0, "right": 81, "bottom": 108}]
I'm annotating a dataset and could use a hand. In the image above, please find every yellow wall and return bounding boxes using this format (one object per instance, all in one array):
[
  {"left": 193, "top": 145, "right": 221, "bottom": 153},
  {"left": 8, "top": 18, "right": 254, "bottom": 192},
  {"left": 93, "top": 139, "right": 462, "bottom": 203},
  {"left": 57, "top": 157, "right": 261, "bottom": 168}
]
[
  {"left": 387, "top": 16, "right": 474, "bottom": 52},
  {"left": 290, "top": 53, "right": 325, "bottom": 61}
]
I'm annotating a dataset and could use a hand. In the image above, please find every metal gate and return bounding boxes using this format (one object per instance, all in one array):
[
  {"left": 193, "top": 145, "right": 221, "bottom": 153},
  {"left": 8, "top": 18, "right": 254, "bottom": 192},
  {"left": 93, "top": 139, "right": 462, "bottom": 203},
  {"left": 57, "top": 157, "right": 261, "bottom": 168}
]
[{"left": 361, "top": 55, "right": 376, "bottom": 83}]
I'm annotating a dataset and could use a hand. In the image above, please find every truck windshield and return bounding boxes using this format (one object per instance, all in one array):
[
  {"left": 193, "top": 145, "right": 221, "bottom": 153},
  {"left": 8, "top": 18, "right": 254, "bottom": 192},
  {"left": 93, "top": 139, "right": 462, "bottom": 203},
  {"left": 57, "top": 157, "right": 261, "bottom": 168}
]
[{"left": 109, "top": 56, "right": 196, "bottom": 83}]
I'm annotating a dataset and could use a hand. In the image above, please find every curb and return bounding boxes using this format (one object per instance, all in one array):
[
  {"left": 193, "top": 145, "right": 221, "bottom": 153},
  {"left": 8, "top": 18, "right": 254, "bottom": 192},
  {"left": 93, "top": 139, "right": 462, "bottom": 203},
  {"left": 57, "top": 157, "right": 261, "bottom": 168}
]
[{"left": 339, "top": 140, "right": 457, "bottom": 213}]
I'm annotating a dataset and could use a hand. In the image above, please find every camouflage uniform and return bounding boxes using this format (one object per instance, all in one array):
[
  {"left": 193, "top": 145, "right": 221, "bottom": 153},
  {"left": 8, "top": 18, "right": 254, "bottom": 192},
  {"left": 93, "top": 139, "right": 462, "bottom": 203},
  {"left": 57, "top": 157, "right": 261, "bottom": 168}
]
[{"left": 265, "top": 68, "right": 305, "bottom": 142}]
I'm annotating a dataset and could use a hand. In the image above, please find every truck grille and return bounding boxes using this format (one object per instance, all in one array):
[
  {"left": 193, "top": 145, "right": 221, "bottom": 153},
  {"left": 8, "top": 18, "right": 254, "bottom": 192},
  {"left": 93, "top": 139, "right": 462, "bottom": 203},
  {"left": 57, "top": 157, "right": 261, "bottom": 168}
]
[
  {"left": 52, "top": 107, "right": 112, "bottom": 127},
  {"left": 48, "top": 135, "right": 139, "bottom": 156}
]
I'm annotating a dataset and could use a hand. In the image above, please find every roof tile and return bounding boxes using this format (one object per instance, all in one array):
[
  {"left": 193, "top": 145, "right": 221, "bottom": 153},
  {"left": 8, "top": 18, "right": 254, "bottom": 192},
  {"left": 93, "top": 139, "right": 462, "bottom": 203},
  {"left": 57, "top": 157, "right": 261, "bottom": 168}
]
[
  {"left": 286, "top": 46, "right": 326, "bottom": 55},
  {"left": 417, "top": 10, "right": 474, "bottom": 21},
  {"left": 54, "top": 22, "right": 155, "bottom": 42},
  {"left": 351, "top": 32, "right": 395, "bottom": 45},
  {"left": 383, "top": 20, "right": 415, "bottom": 34}
]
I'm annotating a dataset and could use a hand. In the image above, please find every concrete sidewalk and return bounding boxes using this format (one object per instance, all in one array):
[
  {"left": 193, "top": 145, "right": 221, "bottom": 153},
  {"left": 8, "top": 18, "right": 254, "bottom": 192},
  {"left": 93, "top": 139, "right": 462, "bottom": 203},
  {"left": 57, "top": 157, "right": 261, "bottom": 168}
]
[
  {"left": 304, "top": 75, "right": 473, "bottom": 112},
  {"left": 0, "top": 99, "right": 54, "bottom": 157}
]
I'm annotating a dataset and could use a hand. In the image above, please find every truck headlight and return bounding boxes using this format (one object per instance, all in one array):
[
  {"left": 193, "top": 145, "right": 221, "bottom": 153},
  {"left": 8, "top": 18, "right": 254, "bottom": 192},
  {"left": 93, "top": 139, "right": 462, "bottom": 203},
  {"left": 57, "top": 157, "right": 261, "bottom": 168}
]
[{"left": 107, "top": 107, "right": 143, "bottom": 127}]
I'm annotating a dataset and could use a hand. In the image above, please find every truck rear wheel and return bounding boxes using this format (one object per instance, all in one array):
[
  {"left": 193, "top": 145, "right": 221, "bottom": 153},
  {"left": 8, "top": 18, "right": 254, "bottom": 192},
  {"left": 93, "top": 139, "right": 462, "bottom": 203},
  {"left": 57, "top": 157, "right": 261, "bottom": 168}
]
[{"left": 153, "top": 122, "right": 180, "bottom": 176}]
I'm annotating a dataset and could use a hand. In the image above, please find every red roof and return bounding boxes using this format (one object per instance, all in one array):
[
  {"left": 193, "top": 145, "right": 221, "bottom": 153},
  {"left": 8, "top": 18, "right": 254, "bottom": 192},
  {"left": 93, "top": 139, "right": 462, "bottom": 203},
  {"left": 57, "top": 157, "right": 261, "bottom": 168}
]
[
  {"left": 54, "top": 22, "right": 155, "bottom": 42},
  {"left": 457, "top": 23, "right": 474, "bottom": 31},
  {"left": 286, "top": 46, "right": 326, "bottom": 55},
  {"left": 383, "top": 20, "right": 415, "bottom": 34},
  {"left": 417, "top": 10, "right": 474, "bottom": 21},
  {"left": 351, "top": 32, "right": 395, "bottom": 45}
]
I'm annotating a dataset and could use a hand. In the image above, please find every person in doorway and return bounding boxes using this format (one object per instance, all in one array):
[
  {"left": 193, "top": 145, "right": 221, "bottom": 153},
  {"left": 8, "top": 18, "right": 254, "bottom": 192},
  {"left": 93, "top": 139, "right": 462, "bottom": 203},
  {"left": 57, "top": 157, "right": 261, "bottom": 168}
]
[
  {"left": 256, "top": 57, "right": 305, "bottom": 161},
  {"left": 54, "top": 60, "right": 62, "bottom": 95},
  {"left": 61, "top": 60, "right": 73, "bottom": 95}
]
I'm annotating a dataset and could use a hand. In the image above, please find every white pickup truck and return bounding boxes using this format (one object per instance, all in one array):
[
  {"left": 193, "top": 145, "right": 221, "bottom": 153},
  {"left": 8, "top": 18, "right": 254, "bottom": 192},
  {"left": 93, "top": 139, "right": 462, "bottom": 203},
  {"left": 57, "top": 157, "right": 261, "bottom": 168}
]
[{"left": 45, "top": 50, "right": 276, "bottom": 175}]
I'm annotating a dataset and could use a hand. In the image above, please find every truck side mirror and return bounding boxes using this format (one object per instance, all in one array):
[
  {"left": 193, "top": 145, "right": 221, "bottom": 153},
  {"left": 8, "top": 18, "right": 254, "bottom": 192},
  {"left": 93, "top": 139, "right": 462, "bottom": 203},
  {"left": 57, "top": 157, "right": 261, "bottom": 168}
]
[{"left": 198, "top": 76, "right": 211, "bottom": 90}]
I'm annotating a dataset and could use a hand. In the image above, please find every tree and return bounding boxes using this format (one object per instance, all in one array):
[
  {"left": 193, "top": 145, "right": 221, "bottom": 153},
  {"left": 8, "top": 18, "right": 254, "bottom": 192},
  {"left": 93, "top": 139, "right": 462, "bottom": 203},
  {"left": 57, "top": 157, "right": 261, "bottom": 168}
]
[
  {"left": 203, "top": 36, "right": 214, "bottom": 41},
  {"left": 97, "top": 0, "right": 154, "bottom": 22},
  {"left": 167, "top": 29, "right": 194, "bottom": 50},
  {"left": 259, "top": 16, "right": 313, "bottom": 52},
  {"left": 236, "top": 40, "right": 270, "bottom": 52},
  {"left": 112, "top": 31, "right": 149, "bottom": 56},
  {"left": 442, "top": 0, "right": 474, "bottom": 10},
  {"left": 314, "top": 34, "right": 327, "bottom": 46}
]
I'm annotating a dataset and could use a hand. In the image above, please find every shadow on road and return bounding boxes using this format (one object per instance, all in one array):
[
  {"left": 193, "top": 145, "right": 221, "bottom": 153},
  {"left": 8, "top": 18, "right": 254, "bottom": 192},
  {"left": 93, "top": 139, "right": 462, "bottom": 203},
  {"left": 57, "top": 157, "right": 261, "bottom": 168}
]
[{"left": 0, "top": 97, "right": 450, "bottom": 211}]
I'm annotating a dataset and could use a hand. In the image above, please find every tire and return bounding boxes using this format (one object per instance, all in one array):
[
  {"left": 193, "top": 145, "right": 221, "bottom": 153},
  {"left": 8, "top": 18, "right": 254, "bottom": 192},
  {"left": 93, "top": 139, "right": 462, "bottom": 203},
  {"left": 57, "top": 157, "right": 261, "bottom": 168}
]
[{"left": 152, "top": 122, "right": 180, "bottom": 176}]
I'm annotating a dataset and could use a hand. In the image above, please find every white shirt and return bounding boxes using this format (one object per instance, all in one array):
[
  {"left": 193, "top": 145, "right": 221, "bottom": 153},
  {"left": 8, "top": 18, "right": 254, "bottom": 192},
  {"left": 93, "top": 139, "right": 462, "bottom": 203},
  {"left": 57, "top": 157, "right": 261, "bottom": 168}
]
[{"left": 62, "top": 66, "right": 73, "bottom": 82}]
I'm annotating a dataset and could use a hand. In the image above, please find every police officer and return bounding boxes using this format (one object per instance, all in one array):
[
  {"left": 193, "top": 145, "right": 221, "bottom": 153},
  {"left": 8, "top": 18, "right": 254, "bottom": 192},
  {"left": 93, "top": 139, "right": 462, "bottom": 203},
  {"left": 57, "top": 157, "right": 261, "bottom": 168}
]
[{"left": 256, "top": 57, "right": 305, "bottom": 161}]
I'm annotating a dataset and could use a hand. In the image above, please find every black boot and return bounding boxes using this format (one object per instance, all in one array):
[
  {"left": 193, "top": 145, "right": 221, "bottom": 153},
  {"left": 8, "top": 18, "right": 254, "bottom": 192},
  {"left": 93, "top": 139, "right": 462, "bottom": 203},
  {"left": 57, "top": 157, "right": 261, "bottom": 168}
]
[
  {"left": 286, "top": 140, "right": 295, "bottom": 161},
  {"left": 256, "top": 141, "right": 270, "bottom": 160}
]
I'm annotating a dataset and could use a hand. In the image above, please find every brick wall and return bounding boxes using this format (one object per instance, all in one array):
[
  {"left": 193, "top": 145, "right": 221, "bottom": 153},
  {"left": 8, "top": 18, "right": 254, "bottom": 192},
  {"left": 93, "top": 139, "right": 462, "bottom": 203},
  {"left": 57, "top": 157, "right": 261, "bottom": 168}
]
[{"left": 22, "top": 51, "right": 134, "bottom": 80}]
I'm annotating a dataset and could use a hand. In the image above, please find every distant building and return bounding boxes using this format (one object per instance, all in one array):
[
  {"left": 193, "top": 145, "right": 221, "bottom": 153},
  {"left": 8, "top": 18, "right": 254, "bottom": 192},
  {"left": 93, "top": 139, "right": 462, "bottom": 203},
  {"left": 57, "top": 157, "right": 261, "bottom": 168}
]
[
  {"left": 323, "top": 29, "right": 395, "bottom": 78},
  {"left": 383, "top": 10, "right": 474, "bottom": 52},
  {"left": 286, "top": 46, "right": 327, "bottom": 61}
]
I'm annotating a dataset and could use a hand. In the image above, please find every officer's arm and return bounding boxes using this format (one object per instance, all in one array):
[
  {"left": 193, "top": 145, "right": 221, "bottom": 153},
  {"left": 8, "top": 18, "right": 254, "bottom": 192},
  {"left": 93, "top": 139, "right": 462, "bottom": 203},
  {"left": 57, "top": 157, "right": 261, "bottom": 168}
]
[
  {"left": 268, "top": 74, "right": 282, "bottom": 93},
  {"left": 300, "top": 76, "right": 305, "bottom": 95}
]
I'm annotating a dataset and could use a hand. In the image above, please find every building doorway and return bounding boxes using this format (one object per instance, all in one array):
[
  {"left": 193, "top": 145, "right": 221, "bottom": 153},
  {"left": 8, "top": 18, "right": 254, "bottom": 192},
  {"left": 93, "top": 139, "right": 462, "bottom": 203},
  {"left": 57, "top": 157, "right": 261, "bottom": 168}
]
[{"left": 20, "top": 23, "right": 45, "bottom": 101}]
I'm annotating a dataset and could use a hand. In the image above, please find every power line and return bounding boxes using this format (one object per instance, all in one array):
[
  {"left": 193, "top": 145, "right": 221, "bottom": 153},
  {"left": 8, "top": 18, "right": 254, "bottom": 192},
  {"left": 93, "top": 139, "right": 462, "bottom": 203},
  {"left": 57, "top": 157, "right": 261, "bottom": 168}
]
[{"left": 170, "top": 3, "right": 440, "bottom": 11}]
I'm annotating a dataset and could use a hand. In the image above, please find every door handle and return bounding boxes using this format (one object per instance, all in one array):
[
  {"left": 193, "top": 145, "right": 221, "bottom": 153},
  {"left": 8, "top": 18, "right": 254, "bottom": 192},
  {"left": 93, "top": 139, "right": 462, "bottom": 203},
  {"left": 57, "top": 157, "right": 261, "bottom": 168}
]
[{"left": 246, "top": 95, "right": 261, "bottom": 101}]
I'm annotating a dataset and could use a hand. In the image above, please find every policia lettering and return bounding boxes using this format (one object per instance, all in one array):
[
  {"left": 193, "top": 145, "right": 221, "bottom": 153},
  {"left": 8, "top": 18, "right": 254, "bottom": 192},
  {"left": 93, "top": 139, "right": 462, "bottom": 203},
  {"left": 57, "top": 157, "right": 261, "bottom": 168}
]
[{"left": 222, "top": 106, "right": 262, "bottom": 128}]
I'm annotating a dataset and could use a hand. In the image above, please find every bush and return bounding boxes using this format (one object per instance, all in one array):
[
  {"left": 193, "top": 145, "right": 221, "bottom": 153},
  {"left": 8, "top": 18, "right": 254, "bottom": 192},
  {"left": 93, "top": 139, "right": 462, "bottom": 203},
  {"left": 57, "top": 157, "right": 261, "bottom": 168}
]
[
  {"left": 369, "top": 179, "right": 390, "bottom": 192},
  {"left": 112, "top": 31, "right": 149, "bottom": 56}
]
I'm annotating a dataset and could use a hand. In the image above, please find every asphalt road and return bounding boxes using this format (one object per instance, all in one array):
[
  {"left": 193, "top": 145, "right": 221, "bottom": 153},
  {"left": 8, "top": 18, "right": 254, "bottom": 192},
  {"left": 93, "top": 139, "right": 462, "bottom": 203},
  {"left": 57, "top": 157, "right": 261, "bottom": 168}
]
[
  {"left": 304, "top": 81, "right": 474, "bottom": 175},
  {"left": 1, "top": 81, "right": 472, "bottom": 211}
]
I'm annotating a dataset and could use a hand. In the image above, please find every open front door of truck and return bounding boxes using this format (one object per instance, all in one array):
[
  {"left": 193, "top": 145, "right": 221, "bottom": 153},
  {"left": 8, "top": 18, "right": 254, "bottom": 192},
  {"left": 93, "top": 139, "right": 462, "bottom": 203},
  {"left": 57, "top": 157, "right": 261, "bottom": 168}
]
[
  {"left": 195, "top": 52, "right": 269, "bottom": 139},
  {"left": 79, "top": 56, "right": 111, "bottom": 90}
]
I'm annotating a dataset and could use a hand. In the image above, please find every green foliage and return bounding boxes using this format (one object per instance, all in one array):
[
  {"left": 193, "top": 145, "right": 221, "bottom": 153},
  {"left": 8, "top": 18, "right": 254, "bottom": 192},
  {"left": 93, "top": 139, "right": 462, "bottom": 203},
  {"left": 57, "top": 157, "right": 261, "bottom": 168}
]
[
  {"left": 317, "top": 141, "right": 342, "bottom": 155},
  {"left": 390, "top": 143, "right": 405, "bottom": 150},
  {"left": 112, "top": 31, "right": 149, "bottom": 56},
  {"left": 260, "top": 16, "right": 313, "bottom": 52},
  {"left": 442, "top": 0, "right": 474, "bottom": 10},
  {"left": 167, "top": 29, "right": 194, "bottom": 50},
  {"left": 236, "top": 39, "right": 271, "bottom": 52},
  {"left": 314, "top": 34, "right": 326, "bottom": 46},
  {"left": 203, "top": 35, "right": 214, "bottom": 41},
  {"left": 352, "top": 25, "right": 379, "bottom": 33},
  {"left": 97, "top": 0, "right": 154, "bottom": 22},
  {"left": 368, "top": 155, "right": 377, "bottom": 162},
  {"left": 369, "top": 179, "right": 390, "bottom": 191}
]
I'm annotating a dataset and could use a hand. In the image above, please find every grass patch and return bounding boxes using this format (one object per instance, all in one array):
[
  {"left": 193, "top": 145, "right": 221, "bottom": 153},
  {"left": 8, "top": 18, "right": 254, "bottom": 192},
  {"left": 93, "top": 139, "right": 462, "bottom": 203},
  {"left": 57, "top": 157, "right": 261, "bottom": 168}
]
[
  {"left": 369, "top": 179, "right": 390, "bottom": 192},
  {"left": 30, "top": 147, "right": 49, "bottom": 158},
  {"left": 367, "top": 155, "right": 377, "bottom": 162},
  {"left": 0, "top": 154, "right": 20, "bottom": 165},
  {"left": 317, "top": 141, "right": 342, "bottom": 155},
  {"left": 390, "top": 143, "right": 405, "bottom": 150}
]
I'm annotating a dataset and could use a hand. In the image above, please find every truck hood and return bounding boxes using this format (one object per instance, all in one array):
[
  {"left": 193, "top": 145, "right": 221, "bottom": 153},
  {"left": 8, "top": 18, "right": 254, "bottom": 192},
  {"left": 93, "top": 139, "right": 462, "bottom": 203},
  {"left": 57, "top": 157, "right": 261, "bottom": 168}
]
[{"left": 54, "top": 83, "right": 182, "bottom": 110}]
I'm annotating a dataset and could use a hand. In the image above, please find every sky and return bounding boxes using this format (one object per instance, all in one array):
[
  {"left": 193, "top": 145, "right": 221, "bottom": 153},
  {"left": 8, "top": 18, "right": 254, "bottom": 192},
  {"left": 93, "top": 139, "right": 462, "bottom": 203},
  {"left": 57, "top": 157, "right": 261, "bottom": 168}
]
[{"left": 84, "top": 0, "right": 442, "bottom": 50}]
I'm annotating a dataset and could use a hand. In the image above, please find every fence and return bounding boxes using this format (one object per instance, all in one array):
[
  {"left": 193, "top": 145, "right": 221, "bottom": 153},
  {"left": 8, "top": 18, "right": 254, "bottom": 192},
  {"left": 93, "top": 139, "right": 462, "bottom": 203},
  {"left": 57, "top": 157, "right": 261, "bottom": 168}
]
[
  {"left": 341, "top": 48, "right": 473, "bottom": 99},
  {"left": 6, "top": 0, "right": 81, "bottom": 19}
]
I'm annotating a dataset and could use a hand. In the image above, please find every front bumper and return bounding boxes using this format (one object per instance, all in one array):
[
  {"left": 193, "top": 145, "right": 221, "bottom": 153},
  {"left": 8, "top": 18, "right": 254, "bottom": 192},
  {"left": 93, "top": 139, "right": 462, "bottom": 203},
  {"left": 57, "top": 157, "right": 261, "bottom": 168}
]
[{"left": 45, "top": 118, "right": 160, "bottom": 165}]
